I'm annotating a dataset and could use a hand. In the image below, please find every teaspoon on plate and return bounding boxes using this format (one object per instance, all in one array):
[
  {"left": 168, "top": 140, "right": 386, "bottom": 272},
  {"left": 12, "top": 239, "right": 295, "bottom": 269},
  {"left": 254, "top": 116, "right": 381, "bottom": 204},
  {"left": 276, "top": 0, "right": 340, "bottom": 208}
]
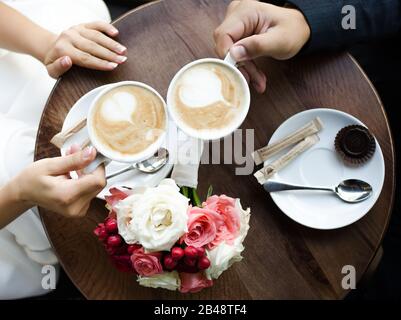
[
  {"left": 264, "top": 179, "right": 373, "bottom": 203},
  {"left": 106, "top": 148, "right": 169, "bottom": 179}
]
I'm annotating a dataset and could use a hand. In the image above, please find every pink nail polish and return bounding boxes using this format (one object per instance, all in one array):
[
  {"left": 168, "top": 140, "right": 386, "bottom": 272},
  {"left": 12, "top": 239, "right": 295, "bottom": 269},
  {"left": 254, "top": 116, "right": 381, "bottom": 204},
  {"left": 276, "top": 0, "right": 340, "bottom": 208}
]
[
  {"left": 108, "top": 62, "right": 118, "bottom": 69},
  {"left": 61, "top": 56, "right": 71, "bottom": 68},
  {"left": 83, "top": 146, "right": 93, "bottom": 160},
  {"left": 116, "top": 55, "right": 127, "bottom": 63},
  {"left": 117, "top": 45, "right": 127, "bottom": 54}
]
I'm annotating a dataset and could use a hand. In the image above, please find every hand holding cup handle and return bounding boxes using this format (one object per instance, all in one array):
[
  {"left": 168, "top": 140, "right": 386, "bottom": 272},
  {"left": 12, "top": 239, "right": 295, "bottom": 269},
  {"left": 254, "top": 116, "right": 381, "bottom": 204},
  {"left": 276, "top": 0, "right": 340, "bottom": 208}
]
[
  {"left": 82, "top": 153, "right": 110, "bottom": 174},
  {"left": 224, "top": 52, "right": 238, "bottom": 67}
]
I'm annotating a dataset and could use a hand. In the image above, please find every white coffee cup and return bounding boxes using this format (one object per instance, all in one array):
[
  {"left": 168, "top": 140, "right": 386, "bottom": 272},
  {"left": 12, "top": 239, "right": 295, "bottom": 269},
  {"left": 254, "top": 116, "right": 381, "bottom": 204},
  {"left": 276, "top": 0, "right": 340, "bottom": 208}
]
[
  {"left": 84, "top": 81, "right": 168, "bottom": 174},
  {"left": 166, "top": 54, "right": 250, "bottom": 141}
]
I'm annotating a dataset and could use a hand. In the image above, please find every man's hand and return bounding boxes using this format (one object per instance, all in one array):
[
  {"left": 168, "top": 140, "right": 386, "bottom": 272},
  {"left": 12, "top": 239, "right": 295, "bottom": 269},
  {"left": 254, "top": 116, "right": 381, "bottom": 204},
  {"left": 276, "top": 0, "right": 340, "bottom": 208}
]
[
  {"left": 43, "top": 21, "right": 127, "bottom": 78},
  {"left": 214, "top": 0, "right": 311, "bottom": 93}
]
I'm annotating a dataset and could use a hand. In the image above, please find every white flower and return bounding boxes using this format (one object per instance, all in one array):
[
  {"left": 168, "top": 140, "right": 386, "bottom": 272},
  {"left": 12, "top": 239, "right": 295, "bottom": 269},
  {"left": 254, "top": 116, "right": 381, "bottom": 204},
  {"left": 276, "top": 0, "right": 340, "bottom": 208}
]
[
  {"left": 206, "top": 200, "right": 250, "bottom": 280},
  {"left": 116, "top": 179, "right": 189, "bottom": 252},
  {"left": 138, "top": 271, "right": 180, "bottom": 291}
]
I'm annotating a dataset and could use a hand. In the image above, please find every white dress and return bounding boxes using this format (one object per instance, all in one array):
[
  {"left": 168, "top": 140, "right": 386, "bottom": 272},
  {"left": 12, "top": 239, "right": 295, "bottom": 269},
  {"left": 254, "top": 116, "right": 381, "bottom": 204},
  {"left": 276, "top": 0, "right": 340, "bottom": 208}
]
[{"left": 0, "top": 0, "right": 111, "bottom": 299}]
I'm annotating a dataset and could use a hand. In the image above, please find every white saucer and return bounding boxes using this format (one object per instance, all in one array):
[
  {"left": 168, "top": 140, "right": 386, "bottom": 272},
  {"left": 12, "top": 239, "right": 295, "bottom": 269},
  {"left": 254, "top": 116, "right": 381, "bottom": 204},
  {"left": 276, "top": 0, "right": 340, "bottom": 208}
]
[
  {"left": 267, "top": 108, "right": 385, "bottom": 230},
  {"left": 61, "top": 84, "right": 183, "bottom": 200}
]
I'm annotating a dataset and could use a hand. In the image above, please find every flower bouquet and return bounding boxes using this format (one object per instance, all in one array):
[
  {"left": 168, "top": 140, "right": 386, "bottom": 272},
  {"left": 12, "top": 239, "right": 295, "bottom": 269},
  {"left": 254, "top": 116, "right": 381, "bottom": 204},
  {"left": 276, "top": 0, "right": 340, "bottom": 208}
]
[{"left": 94, "top": 179, "right": 250, "bottom": 293}]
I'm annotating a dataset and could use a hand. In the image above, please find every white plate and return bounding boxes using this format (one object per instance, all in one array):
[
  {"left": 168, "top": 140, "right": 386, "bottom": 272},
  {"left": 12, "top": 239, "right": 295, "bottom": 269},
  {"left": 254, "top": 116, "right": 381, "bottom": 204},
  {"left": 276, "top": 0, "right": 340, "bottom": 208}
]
[
  {"left": 267, "top": 108, "right": 385, "bottom": 230},
  {"left": 61, "top": 84, "right": 184, "bottom": 200}
]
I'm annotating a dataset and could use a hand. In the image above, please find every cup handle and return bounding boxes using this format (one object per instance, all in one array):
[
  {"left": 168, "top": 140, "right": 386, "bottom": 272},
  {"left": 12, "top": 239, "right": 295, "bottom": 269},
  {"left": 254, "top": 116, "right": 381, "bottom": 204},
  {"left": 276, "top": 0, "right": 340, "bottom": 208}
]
[
  {"left": 224, "top": 52, "right": 238, "bottom": 67},
  {"left": 83, "top": 153, "right": 110, "bottom": 174}
]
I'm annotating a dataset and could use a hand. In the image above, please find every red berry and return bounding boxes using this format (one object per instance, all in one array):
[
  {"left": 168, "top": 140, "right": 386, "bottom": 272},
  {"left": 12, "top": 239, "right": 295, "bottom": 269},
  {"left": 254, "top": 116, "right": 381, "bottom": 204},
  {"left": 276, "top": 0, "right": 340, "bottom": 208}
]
[
  {"left": 107, "top": 235, "right": 122, "bottom": 247},
  {"left": 171, "top": 247, "right": 185, "bottom": 260},
  {"left": 184, "top": 257, "right": 197, "bottom": 267},
  {"left": 184, "top": 246, "right": 198, "bottom": 259},
  {"left": 127, "top": 244, "right": 141, "bottom": 255},
  {"left": 98, "top": 228, "right": 108, "bottom": 240},
  {"left": 177, "top": 263, "right": 198, "bottom": 273},
  {"left": 94, "top": 224, "right": 108, "bottom": 240},
  {"left": 196, "top": 247, "right": 206, "bottom": 257},
  {"left": 163, "top": 254, "right": 177, "bottom": 270},
  {"left": 198, "top": 256, "right": 210, "bottom": 270},
  {"left": 105, "top": 219, "right": 118, "bottom": 233}
]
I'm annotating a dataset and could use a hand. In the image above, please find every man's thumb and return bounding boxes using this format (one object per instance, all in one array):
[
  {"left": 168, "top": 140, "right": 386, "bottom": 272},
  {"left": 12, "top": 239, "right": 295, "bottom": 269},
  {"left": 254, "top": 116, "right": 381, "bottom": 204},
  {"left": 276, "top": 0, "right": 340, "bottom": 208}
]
[
  {"left": 46, "top": 56, "right": 72, "bottom": 79},
  {"left": 48, "top": 147, "right": 96, "bottom": 175},
  {"left": 230, "top": 32, "right": 279, "bottom": 62}
]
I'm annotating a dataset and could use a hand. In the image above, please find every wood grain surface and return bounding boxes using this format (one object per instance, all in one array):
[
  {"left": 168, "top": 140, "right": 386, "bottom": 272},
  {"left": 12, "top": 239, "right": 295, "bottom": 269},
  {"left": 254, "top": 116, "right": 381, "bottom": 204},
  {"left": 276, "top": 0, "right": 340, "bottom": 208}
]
[{"left": 34, "top": 0, "right": 395, "bottom": 299}]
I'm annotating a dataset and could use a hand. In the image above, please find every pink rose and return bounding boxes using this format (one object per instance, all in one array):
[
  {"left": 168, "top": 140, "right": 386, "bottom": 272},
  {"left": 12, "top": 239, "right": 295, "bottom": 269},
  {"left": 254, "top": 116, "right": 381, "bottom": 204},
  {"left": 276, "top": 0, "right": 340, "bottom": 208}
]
[
  {"left": 179, "top": 272, "right": 213, "bottom": 293},
  {"left": 203, "top": 195, "right": 240, "bottom": 249},
  {"left": 182, "top": 206, "right": 224, "bottom": 248},
  {"left": 131, "top": 248, "right": 163, "bottom": 276}
]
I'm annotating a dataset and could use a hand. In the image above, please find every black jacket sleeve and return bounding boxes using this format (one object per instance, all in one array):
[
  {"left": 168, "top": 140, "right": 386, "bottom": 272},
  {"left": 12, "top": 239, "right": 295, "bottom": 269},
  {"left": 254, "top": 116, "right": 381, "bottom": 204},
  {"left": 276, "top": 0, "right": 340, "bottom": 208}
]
[{"left": 286, "top": 0, "right": 401, "bottom": 52}]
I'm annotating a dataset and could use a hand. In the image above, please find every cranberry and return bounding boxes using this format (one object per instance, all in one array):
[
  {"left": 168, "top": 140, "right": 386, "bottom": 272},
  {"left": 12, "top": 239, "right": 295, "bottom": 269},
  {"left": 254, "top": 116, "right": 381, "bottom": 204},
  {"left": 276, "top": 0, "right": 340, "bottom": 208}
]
[
  {"left": 184, "top": 257, "right": 197, "bottom": 267},
  {"left": 196, "top": 247, "right": 206, "bottom": 257},
  {"left": 98, "top": 228, "right": 108, "bottom": 240},
  {"left": 184, "top": 246, "right": 198, "bottom": 259},
  {"left": 94, "top": 224, "right": 108, "bottom": 241},
  {"left": 198, "top": 256, "right": 211, "bottom": 270},
  {"left": 105, "top": 218, "right": 118, "bottom": 233},
  {"left": 107, "top": 235, "right": 122, "bottom": 247},
  {"left": 127, "top": 244, "right": 141, "bottom": 255},
  {"left": 163, "top": 254, "right": 177, "bottom": 270},
  {"left": 171, "top": 247, "right": 185, "bottom": 260}
]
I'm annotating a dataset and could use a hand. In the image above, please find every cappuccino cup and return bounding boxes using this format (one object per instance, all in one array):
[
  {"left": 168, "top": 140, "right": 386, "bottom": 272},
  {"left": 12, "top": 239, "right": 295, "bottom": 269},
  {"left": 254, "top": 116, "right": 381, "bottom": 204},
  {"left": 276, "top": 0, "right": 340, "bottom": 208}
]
[
  {"left": 85, "top": 81, "right": 167, "bottom": 173},
  {"left": 166, "top": 54, "right": 250, "bottom": 141}
]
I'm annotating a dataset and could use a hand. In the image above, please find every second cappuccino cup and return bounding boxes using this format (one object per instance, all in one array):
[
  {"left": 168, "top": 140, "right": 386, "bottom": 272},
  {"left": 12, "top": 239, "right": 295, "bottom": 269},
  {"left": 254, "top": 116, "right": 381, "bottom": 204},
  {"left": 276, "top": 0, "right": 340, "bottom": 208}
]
[{"left": 166, "top": 55, "right": 250, "bottom": 141}]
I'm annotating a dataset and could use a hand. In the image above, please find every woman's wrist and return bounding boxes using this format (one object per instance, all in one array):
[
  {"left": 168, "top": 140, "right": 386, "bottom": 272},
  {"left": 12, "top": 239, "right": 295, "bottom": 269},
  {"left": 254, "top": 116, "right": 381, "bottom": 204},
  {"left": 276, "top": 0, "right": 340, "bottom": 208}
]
[
  {"left": 9, "top": 173, "right": 35, "bottom": 209},
  {"left": 30, "top": 28, "right": 57, "bottom": 63},
  {"left": 0, "top": 174, "right": 35, "bottom": 228}
]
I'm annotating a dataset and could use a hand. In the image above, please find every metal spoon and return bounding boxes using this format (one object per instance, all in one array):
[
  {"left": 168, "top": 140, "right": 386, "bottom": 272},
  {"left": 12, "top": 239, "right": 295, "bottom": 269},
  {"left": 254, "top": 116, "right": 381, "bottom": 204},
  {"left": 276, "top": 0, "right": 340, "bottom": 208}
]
[
  {"left": 106, "top": 148, "right": 169, "bottom": 179},
  {"left": 264, "top": 179, "right": 373, "bottom": 203}
]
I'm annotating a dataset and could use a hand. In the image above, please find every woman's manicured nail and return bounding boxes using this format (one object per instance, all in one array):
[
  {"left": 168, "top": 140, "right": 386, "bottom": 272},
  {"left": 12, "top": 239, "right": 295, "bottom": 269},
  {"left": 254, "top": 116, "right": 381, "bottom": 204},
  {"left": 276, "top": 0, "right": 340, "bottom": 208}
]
[
  {"left": 110, "top": 27, "right": 119, "bottom": 35},
  {"left": 108, "top": 62, "right": 118, "bottom": 69},
  {"left": 116, "top": 55, "right": 127, "bottom": 63},
  {"left": 230, "top": 45, "right": 247, "bottom": 61},
  {"left": 116, "top": 45, "right": 127, "bottom": 54},
  {"left": 61, "top": 56, "right": 71, "bottom": 68},
  {"left": 83, "top": 146, "right": 94, "bottom": 160}
]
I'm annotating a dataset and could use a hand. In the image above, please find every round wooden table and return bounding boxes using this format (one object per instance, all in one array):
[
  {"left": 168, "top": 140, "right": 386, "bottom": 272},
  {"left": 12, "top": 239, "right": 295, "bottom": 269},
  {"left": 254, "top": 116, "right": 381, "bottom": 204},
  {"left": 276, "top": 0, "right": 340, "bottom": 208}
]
[{"left": 35, "top": 0, "right": 395, "bottom": 299}]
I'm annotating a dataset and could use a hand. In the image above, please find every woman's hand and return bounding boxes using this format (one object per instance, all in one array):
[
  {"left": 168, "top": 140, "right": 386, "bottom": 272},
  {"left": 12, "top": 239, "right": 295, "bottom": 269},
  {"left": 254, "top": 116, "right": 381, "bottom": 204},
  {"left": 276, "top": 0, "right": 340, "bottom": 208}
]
[
  {"left": 14, "top": 146, "right": 106, "bottom": 218},
  {"left": 214, "top": 0, "right": 311, "bottom": 93},
  {"left": 43, "top": 21, "right": 127, "bottom": 78}
]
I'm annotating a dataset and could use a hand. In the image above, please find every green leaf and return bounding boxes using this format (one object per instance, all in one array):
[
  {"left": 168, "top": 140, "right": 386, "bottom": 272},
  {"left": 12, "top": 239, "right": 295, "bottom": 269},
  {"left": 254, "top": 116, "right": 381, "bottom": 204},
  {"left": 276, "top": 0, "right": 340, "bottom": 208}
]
[
  {"left": 192, "top": 188, "right": 202, "bottom": 207},
  {"left": 181, "top": 186, "right": 189, "bottom": 198},
  {"left": 206, "top": 185, "right": 213, "bottom": 199}
]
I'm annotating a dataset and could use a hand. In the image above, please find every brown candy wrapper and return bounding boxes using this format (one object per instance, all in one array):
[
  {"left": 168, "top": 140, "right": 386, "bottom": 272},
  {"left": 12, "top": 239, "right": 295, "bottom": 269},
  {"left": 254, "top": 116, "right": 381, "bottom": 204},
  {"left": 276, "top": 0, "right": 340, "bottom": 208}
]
[{"left": 334, "top": 125, "right": 376, "bottom": 165}]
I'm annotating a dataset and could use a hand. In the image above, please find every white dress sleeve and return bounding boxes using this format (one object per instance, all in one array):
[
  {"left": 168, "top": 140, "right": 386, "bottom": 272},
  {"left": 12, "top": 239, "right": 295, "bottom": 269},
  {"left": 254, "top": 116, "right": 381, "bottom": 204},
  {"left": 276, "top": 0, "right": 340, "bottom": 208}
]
[{"left": 0, "top": 0, "right": 111, "bottom": 299}]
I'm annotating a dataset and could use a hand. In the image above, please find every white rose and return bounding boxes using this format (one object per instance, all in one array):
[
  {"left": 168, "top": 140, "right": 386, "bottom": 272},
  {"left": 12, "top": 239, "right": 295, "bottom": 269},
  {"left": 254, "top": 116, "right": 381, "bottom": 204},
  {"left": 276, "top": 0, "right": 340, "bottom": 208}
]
[
  {"left": 206, "top": 200, "right": 250, "bottom": 280},
  {"left": 116, "top": 179, "right": 189, "bottom": 252},
  {"left": 138, "top": 271, "right": 180, "bottom": 291}
]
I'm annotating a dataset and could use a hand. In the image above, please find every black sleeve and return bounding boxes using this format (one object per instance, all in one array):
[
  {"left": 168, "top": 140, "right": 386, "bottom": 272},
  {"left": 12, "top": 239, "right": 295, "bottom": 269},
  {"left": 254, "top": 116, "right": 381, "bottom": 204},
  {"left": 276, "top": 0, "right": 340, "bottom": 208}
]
[{"left": 286, "top": 0, "right": 401, "bottom": 52}]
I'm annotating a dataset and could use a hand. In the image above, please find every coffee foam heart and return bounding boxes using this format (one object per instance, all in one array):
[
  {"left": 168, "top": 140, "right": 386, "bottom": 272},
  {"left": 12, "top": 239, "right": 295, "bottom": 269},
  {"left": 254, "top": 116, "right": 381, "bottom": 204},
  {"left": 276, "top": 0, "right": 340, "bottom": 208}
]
[
  {"left": 178, "top": 66, "right": 225, "bottom": 108},
  {"left": 101, "top": 91, "right": 137, "bottom": 122}
]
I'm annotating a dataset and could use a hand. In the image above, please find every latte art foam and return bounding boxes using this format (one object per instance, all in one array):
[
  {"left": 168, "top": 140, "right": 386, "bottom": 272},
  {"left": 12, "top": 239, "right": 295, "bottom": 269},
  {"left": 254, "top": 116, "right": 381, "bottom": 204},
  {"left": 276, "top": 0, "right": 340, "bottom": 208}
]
[
  {"left": 91, "top": 85, "right": 166, "bottom": 157},
  {"left": 171, "top": 62, "right": 245, "bottom": 133}
]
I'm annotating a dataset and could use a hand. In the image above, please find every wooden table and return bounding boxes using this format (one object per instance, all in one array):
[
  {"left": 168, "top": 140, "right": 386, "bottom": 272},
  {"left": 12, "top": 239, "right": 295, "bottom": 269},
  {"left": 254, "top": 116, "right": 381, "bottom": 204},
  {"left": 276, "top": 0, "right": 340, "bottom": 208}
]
[{"left": 35, "top": 0, "right": 395, "bottom": 299}]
